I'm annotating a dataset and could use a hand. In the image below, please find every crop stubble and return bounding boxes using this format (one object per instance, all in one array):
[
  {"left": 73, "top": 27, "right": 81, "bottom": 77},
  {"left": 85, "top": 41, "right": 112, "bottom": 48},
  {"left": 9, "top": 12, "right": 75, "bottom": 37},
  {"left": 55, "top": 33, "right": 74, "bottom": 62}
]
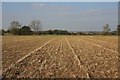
[{"left": 2, "top": 35, "right": 118, "bottom": 78}]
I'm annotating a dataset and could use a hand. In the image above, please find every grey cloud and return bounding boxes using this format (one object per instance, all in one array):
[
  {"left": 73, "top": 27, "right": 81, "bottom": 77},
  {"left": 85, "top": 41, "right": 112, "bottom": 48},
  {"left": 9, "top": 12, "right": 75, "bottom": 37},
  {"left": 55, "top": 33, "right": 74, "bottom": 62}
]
[{"left": 32, "top": 3, "right": 77, "bottom": 11}]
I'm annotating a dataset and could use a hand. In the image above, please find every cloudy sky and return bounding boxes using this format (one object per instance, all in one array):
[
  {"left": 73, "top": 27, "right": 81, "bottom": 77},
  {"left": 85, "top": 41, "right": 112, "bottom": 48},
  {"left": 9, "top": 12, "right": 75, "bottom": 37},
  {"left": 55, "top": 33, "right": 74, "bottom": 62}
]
[{"left": 2, "top": 2, "right": 118, "bottom": 31}]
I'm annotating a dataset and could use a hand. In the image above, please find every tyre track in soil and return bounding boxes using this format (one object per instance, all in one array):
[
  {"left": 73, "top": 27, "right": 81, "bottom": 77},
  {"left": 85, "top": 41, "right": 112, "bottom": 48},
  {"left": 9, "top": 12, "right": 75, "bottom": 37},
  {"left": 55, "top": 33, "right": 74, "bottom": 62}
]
[
  {"left": 20, "top": 38, "right": 59, "bottom": 78},
  {"left": 2, "top": 36, "right": 118, "bottom": 78},
  {"left": 21, "top": 36, "right": 90, "bottom": 78},
  {"left": 30, "top": 38, "right": 63, "bottom": 78},
  {"left": 28, "top": 37, "right": 60, "bottom": 78},
  {"left": 85, "top": 36, "right": 118, "bottom": 43},
  {"left": 77, "top": 36, "right": 118, "bottom": 53},
  {"left": 64, "top": 37, "right": 90, "bottom": 78},
  {"left": 2, "top": 37, "right": 58, "bottom": 77},
  {"left": 3, "top": 36, "right": 77, "bottom": 78},
  {"left": 18, "top": 37, "right": 59, "bottom": 78},
  {"left": 2, "top": 36, "right": 55, "bottom": 72},
  {"left": 79, "top": 36, "right": 118, "bottom": 52},
  {"left": 71, "top": 36, "right": 118, "bottom": 78},
  {"left": 33, "top": 36, "right": 89, "bottom": 78},
  {"left": 39, "top": 38, "right": 65, "bottom": 78}
]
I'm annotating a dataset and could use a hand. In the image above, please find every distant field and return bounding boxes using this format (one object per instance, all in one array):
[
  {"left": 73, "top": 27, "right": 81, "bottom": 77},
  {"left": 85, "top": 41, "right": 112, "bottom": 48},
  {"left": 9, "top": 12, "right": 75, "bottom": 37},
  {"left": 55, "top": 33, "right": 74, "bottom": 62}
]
[{"left": 2, "top": 35, "right": 118, "bottom": 78}]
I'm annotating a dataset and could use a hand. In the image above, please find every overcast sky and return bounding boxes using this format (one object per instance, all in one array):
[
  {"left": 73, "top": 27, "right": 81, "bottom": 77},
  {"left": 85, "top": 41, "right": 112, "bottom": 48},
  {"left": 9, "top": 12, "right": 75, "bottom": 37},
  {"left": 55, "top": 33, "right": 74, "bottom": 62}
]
[{"left": 2, "top": 2, "right": 118, "bottom": 31}]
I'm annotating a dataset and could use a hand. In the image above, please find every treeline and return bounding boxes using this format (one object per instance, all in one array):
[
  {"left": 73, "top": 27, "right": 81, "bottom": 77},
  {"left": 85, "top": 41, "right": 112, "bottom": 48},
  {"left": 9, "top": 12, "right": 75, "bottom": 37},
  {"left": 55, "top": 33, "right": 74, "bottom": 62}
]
[
  {"left": 1, "top": 28, "right": 119, "bottom": 36},
  {"left": 1, "top": 29, "right": 69, "bottom": 35},
  {"left": 40, "top": 30, "right": 69, "bottom": 35},
  {"left": 1, "top": 20, "right": 120, "bottom": 36}
]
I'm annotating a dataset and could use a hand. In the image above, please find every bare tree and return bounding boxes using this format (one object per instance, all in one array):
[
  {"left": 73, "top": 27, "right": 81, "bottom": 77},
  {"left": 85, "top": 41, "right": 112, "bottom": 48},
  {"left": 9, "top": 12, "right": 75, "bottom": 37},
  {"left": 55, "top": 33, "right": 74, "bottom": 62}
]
[
  {"left": 10, "top": 21, "right": 21, "bottom": 29},
  {"left": 29, "top": 20, "right": 42, "bottom": 32},
  {"left": 9, "top": 21, "right": 21, "bottom": 35},
  {"left": 103, "top": 24, "right": 111, "bottom": 35}
]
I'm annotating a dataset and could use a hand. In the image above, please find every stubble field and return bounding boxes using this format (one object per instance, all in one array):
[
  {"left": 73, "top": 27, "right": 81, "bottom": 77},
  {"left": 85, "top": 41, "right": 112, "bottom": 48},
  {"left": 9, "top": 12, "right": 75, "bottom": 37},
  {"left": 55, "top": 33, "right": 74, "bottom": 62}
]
[{"left": 2, "top": 35, "right": 119, "bottom": 78}]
